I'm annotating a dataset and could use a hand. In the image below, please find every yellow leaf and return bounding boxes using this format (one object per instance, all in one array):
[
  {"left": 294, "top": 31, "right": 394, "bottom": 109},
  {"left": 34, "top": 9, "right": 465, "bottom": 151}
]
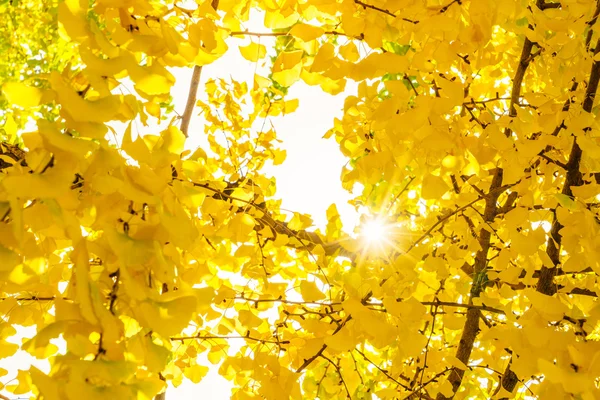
[
  {"left": 444, "top": 311, "right": 467, "bottom": 329},
  {"left": 311, "top": 43, "right": 335, "bottom": 73},
  {"left": 58, "top": 0, "right": 89, "bottom": 40},
  {"left": 439, "top": 380, "right": 455, "bottom": 397},
  {"left": 184, "top": 365, "right": 209, "bottom": 384},
  {"left": 0, "top": 244, "right": 20, "bottom": 273},
  {"left": 289, "top": 23, "right": 324, "bottom": 42},
  {"left": 10, "top": 369, "right": 31, "bottom": 395},
  {"left": 30, "top": 367, "right": 61, "bottom": 400},
  {"left": 38, "top": 120, "right": 96, "bottom": 158},
  {"left": 135, "top": 74, "right": 172, "bottom": 96},
  {"left": 73, "top": 243, "right": 99, "bottom": 325},
  {"left": 2, "top": 171, "right": 72, "bottom": 199},
  {"left": 136, "top": 295, "right": 197, "bottom": 337},
  {"left": 296, "top": 338, "right": 325, "bottom": 369},
  {"left": 3, "top": 115, "right": 17, "bottom": 138},
  {"left": 144, "top": 335, "right": 171, "bottom": 373},
  {"left": 445, "top": 355, "right": 468, "bottom": 371},
  {"left": 161, "top": 19, "right": 182, "bottom": 55},
  {"left": 272, "top": 50, "right": 303, "bottom": 87},
  {"left": 421, "top": 174, "right": 449, "bottom": 200},
  {"left": 324, "top": 325, "right": 356, "bottom": 352},
  {"left": 343, "top": 298, "right": 396, "bottom": 348},
  {"left": 351, "top": 52, "right": 408, "bottom": 80},
  {"left": 383, "top": 296, "right": 426, "bottom": 323},
  {"left": 238, "top": 310, "right": 263, "bottom": 328},
  {"left": 50, "top": 72, "right": 121, "bottom": 123},
  {"left": 239, "top": 42, "right": 267, "bottom": 62},
  {"left": 526, "top": 289, "right": 568, "bottom": 321},
  {"left": 264, "top": 9, "right": 299, "bottom": 29},
  {"left": 79, "top": 47, "right": 128, "bottom": 76},
  {"left": 0, "top": 340, "right": 18, "bottom": 358},
  {"left": 226, "top": 213, "right": 256, "bottom": 242},
  {"left": 90, "top": 20, "right": 119, "bottom": 58},
  {"left": 122, "top": 123, "right": 152, "bottom": 165},
  {"left": 2, "top": 82, "right": 43, "bottom": 108},
  {"left": 300, "top": 280, "right": 326, "bottom": 301},
  {"left": 339, "top": 42, "right": 360, "bottom": 62},
  {"left": 159, "top": 126, "right": 186, "bottom": 154}
]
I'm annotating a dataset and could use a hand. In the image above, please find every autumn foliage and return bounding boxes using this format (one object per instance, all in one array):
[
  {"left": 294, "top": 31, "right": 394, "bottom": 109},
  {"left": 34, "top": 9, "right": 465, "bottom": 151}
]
[{"left": 2, "top": 0, "right": 600, "bottom": 399}]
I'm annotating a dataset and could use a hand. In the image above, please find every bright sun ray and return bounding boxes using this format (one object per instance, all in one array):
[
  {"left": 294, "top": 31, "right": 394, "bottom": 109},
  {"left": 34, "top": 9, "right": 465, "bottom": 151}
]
[
  {"left": 361, "top": 219, "right": 389, "bottom": 244},
  {"left": 358, "top": 216, "right": 414, "bottom": 263},
  {"left": 359, "top": 217, "right": 398, "bottom": 258}
]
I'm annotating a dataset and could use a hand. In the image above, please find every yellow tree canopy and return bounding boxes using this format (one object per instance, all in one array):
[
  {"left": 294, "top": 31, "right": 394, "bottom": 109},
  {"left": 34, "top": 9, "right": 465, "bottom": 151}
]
[{"left": 1, "top": 0, "right": 600, "bottom": 399}]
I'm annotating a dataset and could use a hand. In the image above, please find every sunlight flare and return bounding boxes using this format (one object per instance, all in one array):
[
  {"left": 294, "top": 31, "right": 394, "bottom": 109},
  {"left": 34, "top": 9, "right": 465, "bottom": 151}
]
[{"left": 361, "top": 218, "right": 390, "bottom": 244}]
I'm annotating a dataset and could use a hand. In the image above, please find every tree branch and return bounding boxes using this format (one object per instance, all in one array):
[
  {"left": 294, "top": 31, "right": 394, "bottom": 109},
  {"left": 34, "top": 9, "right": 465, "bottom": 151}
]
[
  {"left": 296, "top": 315, "right": 351, "bottom": 373},
  {"left": 320, "top": 354, "right": 352, "bottom": 399},
  {"left": 170, "top": 334, "right": 289, "bottom": 346},
  {"left": 355, "top": 349, "right": 411, "bottom": 390},
  {"left": 353, "top": 0, "right": 418, "bottom": 23},
  {"left": 437, "top": 2, "right": 545, "bottom": 395},
  {"left": 537, "top": 37, "right": 600, "bottom": 296},
  {"left": 230, "top": 30, "right": 362, "bottom": 40},
  {"left": 405, "top": 196, "right": 484, "bottom": 254},
  {"left": 180, "top": 65, "right": 203, "bottom": 137}
]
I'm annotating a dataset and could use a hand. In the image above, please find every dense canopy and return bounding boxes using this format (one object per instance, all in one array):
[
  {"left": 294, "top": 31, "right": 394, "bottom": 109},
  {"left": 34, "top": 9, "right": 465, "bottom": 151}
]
[{"left": 1, "top": 0, "right": 600, "bottom": 399}]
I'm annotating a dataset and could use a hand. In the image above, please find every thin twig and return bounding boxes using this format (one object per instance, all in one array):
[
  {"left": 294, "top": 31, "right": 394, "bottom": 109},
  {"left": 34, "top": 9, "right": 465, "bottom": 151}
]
[
  {"left": 320, "top": 354, "right": 352, "bottom": 399},
  {"left": 354, "top": 0, "right": 418, "bottom": 23},
  {"left": 355, "top": 349, "right": 411, "bottom": 390}
]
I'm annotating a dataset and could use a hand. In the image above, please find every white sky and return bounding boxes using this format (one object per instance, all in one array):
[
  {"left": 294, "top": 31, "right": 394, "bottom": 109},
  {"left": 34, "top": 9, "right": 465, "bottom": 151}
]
[{"left": 0, "top": 14, "right": 359, "bottom": 400}]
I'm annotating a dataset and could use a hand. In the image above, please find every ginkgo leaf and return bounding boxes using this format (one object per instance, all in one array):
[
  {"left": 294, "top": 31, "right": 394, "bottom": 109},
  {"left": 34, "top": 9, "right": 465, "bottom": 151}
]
[
  {"left": 0, "top": 340, "right": 18, "bottom": 358},
  {"left": 30, "top": 367, "right": 61, "bottom": 400},
  {"left": 272, "top": 50, "right": 303, "bottom": 87},
  {"left": 421, "top": 174, "right": 450, "bottom": 200},
  {"left": 324, "top": 325, "right": 356, "bottom": 352},
  {"left": 226, "top": 213, "right": 256, "bottom": 242},
  {"left": 339, "top": 42, "right": 360, "bottom": 62},
  {"left": 9, "top": 369, "right": 31, "bottom": 395},
  {"left": 0, "top": 244, "right": 20, "bottom": 273},
  {"left": 161, "top": 19, "right": 182, "bottom": 55},
  {"left": 289, "top": 23, "right": 324, "bottom": 42},
  {"left": 184, "top": 365, "right": 209, "bottom": 384},
  {"left": 57, "top": 0, "right": 89, "bottom": 40},
  {"left": 2, "top": 171, "right": 72, "bottom": 199},
  {"left": 526, "top": 289, "right": 569, "bottom": 321},
  {"left": 238, "top": 310, "right": 263, "bottom": 328},
  {"left": 299, "top": 280, "right": 325, "bottom": 301},
  {"left": 239, "top": 42, "right": 267, "bottom": 62},
  {"left": 135, "top": 295, "right": 197, "bottom": 337},
  {"left": 2, "top": 82, "right": 43, "bottom": 108},
  {"left": 135, "top": 74, "right": 173, "bottom": 96},
  {"left": 144, "top": 336, "right": 172, "bottom": 373},
  {"left": 50, "top": 72, "right": 121, "bottom": 123},
  {"left": 72, "top": 243, "right": 99, "bottom": 326},
  {"left": 5, "top": 0, "right": 600, "bottom": 397}
]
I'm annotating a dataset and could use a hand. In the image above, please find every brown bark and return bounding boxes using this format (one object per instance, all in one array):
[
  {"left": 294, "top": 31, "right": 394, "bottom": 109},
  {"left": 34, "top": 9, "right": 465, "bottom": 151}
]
[
  {"left": 536, "top": 41, "right": 600, "bottom": 295},
  {"left": 503, "top": 16, "right": 600, "bottom": 400},
  {"left": 436, "top": 2, "right": 544, "bottom": 396},
  {"left": 180, "top": 65, "right": 203, "bottom": 137},
  {"left": 437, "top": 172, "right": 504, "bottom": 399}
]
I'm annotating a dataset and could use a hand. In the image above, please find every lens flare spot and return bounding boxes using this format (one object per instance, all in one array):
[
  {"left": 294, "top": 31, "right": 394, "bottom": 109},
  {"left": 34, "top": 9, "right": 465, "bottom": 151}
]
[{"left": 361, "top": 219, "right": 389, "bottom": 244}]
